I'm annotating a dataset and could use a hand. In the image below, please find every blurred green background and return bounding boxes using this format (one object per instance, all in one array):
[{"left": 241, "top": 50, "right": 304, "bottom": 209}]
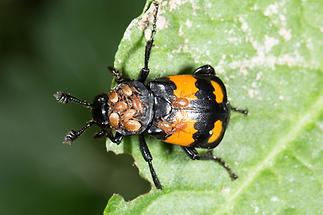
[{"left": 0, "top": 0, "right": 150, "bottom": 214}]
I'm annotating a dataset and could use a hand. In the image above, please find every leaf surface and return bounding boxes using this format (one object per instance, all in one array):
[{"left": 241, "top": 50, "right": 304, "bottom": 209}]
[{"left": 105, "top": 0, "right": 323, "bottom": 214}]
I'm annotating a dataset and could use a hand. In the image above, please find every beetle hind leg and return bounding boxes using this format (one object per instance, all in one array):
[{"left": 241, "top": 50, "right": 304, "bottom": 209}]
[
  {"left": 229, "top": 104, "right": 248, "bottom": 115},
  {"left": 182, "top": 146, "right": 238, "bottom": 180}
]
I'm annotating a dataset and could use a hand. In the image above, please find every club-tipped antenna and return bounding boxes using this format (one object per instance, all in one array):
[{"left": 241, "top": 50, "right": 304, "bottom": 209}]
[
  {"left": 63, "top": 120, "right": 96, "bottom": 145},
  {"left": 54, "top": 91, "right": 92, "bottom": 108}
]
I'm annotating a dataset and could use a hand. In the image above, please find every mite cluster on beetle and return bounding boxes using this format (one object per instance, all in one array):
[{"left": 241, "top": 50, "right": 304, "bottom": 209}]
[
  {"left": 107, "top": 84, "right": 144, "bottom": 132},
  {"left": 54, "top": 1, "right": 247, "bottom": 189}
]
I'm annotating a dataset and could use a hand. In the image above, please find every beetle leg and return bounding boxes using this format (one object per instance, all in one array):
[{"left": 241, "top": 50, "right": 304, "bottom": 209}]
[
  {"left": 93, "top": 130, "right": 106, "bottom": 138},
  {"left": 108, "top": 66, "right": 124, "bottom": 83},
  {"left": 229, "top": 105, "right": 248, "bottom": 115},
  {"left": 107, "top": 130, "right": 124, "bottom": 145},
  {"left": 94, "top": 129, "right": 123, "bottom": 144},
  {"left": 139, "top": 134, "right": 163, "bottom": 189},
  {"left": 193, "top": 64, "right": 216, "bottom": 76},
  {"left": 138, "top": 1, "right": 159, "bottom": 83},
  {"left": 181, "top": 146, "right": 238, "bottom": 180}
]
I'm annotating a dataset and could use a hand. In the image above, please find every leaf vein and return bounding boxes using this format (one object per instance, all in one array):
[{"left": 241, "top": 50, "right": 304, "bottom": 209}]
[{"left": 215, "top": 94, "right": 323, "bottom": 214}]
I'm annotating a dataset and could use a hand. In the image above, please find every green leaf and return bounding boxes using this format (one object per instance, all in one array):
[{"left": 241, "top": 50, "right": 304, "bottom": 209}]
[{"left": 105, "top": 0, "right": 323, "bottom": 214}]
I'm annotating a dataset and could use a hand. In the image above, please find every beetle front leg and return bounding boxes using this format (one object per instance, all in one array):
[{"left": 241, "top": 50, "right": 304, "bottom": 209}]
[
  {"left": 94, "top": 129, "right": 124, "bottom": 145},
  {"left": 137, "top": 1, "right": 159, "bottom": 83},
  {"left": 107, "top": 131, "right": 124, "bottom": 145}
]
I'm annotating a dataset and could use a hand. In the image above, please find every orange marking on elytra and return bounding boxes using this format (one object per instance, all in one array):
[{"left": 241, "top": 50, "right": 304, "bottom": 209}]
[
  {"left": 168, "top": 75, "right": 198, "bottom": 100},
  {"left": 211, "top": 81, "right": 224, "bottom": 103},
  {"left": 208, "top": 120, "right": 223, "bottom": 143},
  {"left": 164, "top": 111, "right": 197, "bottom": 146}
]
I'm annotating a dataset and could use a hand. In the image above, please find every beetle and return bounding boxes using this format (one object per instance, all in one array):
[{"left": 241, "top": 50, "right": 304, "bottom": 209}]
[{"left": 54, "top": 1, "right": 247, "bottom": 189}]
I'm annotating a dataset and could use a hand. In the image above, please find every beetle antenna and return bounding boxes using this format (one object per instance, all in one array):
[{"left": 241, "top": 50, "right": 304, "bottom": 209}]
[
  {"left": 54, "top": 91, "right": 92, "bottom": 108},
  {"left": 63, "top": 120, "right": 96, "bottom": 145}
]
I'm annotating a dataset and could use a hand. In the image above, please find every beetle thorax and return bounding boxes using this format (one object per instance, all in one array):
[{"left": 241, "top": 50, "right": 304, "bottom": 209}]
[{"left": 107, "top": 83, "right": 147, "bottom": 134}]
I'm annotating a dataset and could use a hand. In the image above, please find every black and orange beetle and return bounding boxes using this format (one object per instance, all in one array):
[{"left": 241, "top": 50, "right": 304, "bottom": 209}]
[{"left": 54, "top": 2, "right": 247, "bottom": 189}]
